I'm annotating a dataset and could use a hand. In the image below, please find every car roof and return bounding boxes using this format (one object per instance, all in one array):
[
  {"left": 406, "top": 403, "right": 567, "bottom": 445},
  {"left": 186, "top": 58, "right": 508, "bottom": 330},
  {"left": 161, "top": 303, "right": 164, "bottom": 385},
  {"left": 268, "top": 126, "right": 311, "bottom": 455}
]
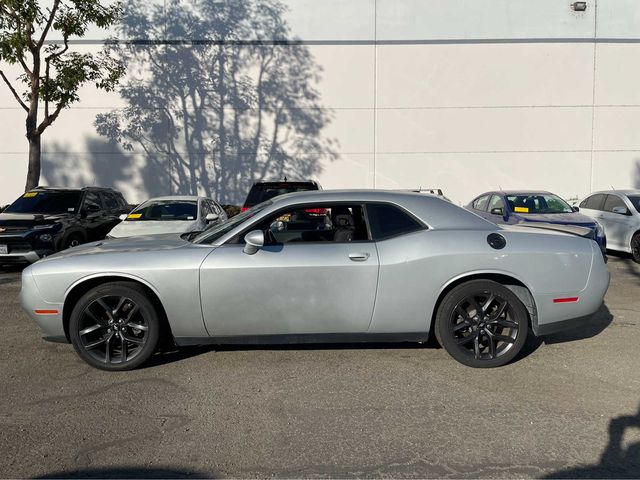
[
  {"left": 252, "top": 180, "right": 319, "bottom": 186},
  {"left": 590, "top": 189, "right": 640, "bottom": 196},
  {"left": 141, "top": 196, "right": 204, "bottom": 202},
  {"left": 477, "top": 190, "right": 554, "bottom": 197},
  {"left": 31, "top": 186, "right": 120, "bottom": 193}
]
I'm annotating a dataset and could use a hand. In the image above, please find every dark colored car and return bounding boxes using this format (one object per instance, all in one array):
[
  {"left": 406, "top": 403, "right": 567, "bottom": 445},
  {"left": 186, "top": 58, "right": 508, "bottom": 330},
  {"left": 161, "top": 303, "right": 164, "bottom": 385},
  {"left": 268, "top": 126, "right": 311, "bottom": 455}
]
[
  {"left": 0, "top": 187, "right": 129, "bottom": 265},
  {"left": 466, "top": 190, "right": 607, "bottom": 252},
  {"left": 242, "top": 180, "right": 321, "bottom": 212}
]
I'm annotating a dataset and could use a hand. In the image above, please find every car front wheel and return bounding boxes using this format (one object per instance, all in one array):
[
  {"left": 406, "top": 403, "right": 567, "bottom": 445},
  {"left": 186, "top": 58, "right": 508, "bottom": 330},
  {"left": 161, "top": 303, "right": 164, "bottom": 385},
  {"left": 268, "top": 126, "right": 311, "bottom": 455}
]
[
  {"left": 69, "top": 282, "right": 160, "bottom": 371},
  {"left": 435, "top": 280, "right": 528, "bottom": 368},
  {"left": 631, "top": 233, "right": 640, "bottom": 263}
]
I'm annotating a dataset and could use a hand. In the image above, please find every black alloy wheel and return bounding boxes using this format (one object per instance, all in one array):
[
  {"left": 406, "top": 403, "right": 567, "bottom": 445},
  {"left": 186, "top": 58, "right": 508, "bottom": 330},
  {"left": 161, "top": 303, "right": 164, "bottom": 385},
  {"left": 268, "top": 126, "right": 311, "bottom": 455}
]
[
  {"left": 69, "top": 282, "right": 160, "bottom": 371},
  {"left": 435, "top": 280, "right": 528, "bottom": 368},
  {"left": 631, "top": 234, "right": 640, "bottom": 263}
]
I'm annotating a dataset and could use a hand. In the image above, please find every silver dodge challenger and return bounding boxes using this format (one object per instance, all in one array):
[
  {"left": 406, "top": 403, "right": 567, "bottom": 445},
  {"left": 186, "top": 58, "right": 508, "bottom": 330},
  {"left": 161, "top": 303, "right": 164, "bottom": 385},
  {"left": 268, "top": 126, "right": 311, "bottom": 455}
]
[{"left": 20, "top": 190, "right": 610, "bottom": 370}]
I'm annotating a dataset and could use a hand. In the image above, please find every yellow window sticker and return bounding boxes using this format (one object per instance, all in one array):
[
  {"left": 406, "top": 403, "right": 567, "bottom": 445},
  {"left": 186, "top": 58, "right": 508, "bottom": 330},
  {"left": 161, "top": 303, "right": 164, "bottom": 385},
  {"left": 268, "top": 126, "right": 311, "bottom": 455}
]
[
  {"left": 23, "top": 192, "right": 38, "bottom": 198},
  {"left": 514, "top": 207, "right": 529, "bottom": 213},
  {"left": 127, "top": 213, "right": 142, "bottom": 219}
]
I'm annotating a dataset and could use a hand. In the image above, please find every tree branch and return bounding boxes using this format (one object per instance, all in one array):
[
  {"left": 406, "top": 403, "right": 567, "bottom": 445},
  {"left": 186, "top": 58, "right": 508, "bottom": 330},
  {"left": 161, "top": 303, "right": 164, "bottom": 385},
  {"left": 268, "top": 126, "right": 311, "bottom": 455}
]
[
  {"left": 37, "top": 102, "right": 65, "bottom": 135},
  {"left": 38, "top": 0, "right": 61, "bottom": 48},
  {"left": 0, "top": 70, "right": 28, "bottom": 112}
]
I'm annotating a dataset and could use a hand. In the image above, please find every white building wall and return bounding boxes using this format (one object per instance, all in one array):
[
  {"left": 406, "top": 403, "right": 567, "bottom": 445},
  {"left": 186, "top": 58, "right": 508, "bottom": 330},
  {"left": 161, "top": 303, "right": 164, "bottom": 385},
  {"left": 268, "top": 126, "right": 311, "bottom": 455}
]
[{"left": 1, "top": 0, "right": 640, "bottom": 206}]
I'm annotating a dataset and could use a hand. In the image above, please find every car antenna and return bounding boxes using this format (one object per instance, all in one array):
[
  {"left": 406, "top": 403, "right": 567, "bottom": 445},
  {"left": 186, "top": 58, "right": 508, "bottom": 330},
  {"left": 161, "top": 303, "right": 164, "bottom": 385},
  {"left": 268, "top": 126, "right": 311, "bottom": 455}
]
[{"left": 283, "top": 176, "right": 288, "bottom": 182}]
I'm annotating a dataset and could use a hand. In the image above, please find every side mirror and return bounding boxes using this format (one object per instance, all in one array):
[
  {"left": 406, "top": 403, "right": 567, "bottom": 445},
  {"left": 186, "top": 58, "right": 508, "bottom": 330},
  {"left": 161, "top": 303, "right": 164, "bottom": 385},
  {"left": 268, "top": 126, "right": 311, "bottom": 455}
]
[
  {"left": 490, "top": 207, "right": 504, "bottom": 216},
  {"left": 205, "top": 213, "right": 219, "bottom": 223},
  {"left": 572, "top": 206, "right": 580, "bottom": 212},
  {"left": 119, "top": 214, "right": 128, "bottom": 221},
  {"left": 612, "top": 206, "right": 629, "bottom": 215},
  {"left": 243, "top": 229, "right": 264, "bottom": 255}
]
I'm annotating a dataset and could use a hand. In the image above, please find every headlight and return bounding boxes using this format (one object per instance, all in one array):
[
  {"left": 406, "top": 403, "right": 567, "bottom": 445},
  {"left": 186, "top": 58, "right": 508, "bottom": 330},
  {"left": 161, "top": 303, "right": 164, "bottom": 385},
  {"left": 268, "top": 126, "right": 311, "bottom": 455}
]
[
  {"left": 595, "top": 221, "right": 604, "bottom": 238},
  {"left": 32, "top": 224, "right": 56, "bottom": 230}
]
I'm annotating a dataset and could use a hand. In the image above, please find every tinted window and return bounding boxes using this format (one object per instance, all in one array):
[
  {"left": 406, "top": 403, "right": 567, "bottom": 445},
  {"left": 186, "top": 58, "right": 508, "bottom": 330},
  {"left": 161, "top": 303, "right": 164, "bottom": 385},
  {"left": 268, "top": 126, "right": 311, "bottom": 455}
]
[
  {"left": 488, "top": 195, "right": 504, "bottom": 213},
  {"left": 129, "top": 201, "right": 197, "bottom": 221},
  {"left": 101, "top": 192, "right": 120, "bottom": 210},
  {"left": 581, "top": 194, "right": 606, "bottom": 211},
  {"left": 627, "top": 195, "right": 640, "bottom": 213},
  {"left": 83, "top": 192, "right": 102, "bottom": 210},
  {"left": 5, "top": 191, "right": 82, "bottom": 214},
  {"left": 367, "top": 203, "right": 423, "bottom": 240},
  {"left": 603, "top": 194, "right": 627, "bottom": 213},
  {"left": 244, "top": 182, "right": 318, "bottom": 207},
  {"left": 472, "top": 195, "right": 490, "bottom": 211}
]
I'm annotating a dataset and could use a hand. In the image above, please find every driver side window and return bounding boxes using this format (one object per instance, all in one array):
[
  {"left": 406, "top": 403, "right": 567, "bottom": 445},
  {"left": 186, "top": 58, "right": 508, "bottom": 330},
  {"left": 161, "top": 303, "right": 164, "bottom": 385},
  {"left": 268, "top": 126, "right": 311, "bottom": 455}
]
[{"left": 250, "top": 204, "right": 369, "bottom": 244}]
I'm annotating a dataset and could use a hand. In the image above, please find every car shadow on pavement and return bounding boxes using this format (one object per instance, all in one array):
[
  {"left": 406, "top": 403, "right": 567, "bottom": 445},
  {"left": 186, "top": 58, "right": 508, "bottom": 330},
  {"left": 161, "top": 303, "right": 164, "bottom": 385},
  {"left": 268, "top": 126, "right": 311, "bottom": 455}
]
[
  {"left": 513, "top": 303, "right": 613, "bottom": 363},
  {"left": 541, "top": 403, "right": 640, "bottom": 478},
  {"left": 144, "top": 304, "right": 614, "bottom": 369},
  {"left": 35, "top": 466, "right": 211, "bottom": 479}
]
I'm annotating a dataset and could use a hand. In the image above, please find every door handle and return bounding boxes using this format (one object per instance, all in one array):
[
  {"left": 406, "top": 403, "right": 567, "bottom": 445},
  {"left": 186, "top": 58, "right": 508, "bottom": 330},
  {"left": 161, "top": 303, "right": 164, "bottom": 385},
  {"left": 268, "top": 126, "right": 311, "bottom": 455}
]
[{"left": 348, "top": 252, "right": 370, "bottom": 262}]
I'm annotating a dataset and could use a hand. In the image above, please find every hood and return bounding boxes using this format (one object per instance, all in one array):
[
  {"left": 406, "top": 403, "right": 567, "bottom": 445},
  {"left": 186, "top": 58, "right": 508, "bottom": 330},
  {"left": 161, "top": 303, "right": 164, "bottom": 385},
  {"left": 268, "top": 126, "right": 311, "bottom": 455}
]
[
  {"left": 108, "top": 220, "right": 199, "bottom": 238},
  {"left": 514, "top": 212, "right": 596, "bottom": 227},
  {"left": 0, "top": 212, "right": 70, "bottom": 231},
  {"left": 40, "top": 233, "right": 191, "bottom": 262}
]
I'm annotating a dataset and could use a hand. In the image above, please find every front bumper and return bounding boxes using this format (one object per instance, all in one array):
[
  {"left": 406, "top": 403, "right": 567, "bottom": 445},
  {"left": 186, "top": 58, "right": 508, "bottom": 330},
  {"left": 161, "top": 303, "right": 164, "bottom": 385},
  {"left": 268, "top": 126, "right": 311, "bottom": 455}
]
[
  {"left": 20, "top": 267, "right": 66, "bottom": 340},
  {"left": 0, "top": 233, "right": 55, "bottom": 264}
]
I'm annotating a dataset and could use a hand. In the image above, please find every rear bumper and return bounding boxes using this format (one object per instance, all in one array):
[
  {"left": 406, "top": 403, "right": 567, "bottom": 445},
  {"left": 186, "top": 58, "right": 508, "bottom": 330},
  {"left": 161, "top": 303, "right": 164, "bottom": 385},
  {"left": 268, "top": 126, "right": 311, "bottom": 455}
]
[{"left": 532, "top": 242, "right": 610, "bottom": 336}]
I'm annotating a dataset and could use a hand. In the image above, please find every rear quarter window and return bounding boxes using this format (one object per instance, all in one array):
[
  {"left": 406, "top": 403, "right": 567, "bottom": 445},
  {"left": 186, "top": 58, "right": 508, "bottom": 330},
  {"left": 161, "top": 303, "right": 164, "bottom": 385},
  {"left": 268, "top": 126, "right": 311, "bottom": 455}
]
[{"left": 367, "top": 203, "right": 424, "bottom": 240}]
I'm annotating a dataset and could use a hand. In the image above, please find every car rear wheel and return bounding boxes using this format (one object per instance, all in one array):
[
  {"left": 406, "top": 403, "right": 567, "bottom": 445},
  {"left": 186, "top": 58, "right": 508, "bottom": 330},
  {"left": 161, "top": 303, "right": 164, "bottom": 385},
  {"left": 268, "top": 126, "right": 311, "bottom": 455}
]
[
  {"left": 69, "top": 282, "right": 160, "bottom": 371},
  {"left": 631, "top": 233, "right": 640, "bottom": 263},
  {"left": 435, "top": 280, "right": 528, "bottom": 368}
]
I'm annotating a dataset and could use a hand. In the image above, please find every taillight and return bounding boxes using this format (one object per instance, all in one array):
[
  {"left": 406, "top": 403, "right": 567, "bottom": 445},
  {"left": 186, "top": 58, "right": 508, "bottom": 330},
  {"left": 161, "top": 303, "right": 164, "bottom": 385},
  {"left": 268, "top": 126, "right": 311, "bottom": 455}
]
[
  {"left": 305, "top": 208, "right": 327, "bottom": 216},
  {"left": 241, "top": 207, "right": 248, "bottom": 212}
]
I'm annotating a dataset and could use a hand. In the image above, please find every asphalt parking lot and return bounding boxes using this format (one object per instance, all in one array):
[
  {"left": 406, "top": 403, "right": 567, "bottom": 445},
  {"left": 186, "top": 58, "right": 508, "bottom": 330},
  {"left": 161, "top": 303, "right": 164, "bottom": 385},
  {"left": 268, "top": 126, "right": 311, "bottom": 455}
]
[{"left": 0, "top": 257, "right": 639, "bottom": 479}]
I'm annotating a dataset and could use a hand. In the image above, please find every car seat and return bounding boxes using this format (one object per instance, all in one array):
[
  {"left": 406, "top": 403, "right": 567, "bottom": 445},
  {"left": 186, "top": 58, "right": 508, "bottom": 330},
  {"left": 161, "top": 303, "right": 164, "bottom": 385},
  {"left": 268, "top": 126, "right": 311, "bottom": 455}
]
[{"left": 331, "top": 207, "right": 356, "bottom": 242}]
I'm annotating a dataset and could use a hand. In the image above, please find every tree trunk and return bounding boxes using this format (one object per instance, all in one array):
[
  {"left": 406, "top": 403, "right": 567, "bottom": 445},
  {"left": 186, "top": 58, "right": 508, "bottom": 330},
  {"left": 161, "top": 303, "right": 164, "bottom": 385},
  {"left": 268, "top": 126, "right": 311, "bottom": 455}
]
[{"left": 25, "top": 134, "right": 41, "bottom": 191}]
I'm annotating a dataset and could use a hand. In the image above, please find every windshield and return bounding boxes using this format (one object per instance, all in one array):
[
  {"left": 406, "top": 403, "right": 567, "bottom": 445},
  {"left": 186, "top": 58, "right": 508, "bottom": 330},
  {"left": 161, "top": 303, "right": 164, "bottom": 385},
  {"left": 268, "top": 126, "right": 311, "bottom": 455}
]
[
  {"left": 505, "top": 194, "right": 573, "bottom": 214},
  {"left": 129, "top": 200, "right": 198, "bottom": 221},
  {"left": 193, "top": 201, "right": 272, "bottom": 244},
  {"left": 627, "top": 195, "right": 640, "bottom": 214},
  {"left": 244, "top": 183, "right": 316, "bottom": 207},
  {"left": 4, "top": 191, "right": 82, "bottom": 215}
]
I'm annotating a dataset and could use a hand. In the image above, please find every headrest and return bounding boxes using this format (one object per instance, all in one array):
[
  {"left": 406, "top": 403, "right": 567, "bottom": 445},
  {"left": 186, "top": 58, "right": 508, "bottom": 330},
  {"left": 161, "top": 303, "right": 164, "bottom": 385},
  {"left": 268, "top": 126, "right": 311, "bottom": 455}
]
[{"left": 334, "top": 214, "right": 354, "bottom": 228}]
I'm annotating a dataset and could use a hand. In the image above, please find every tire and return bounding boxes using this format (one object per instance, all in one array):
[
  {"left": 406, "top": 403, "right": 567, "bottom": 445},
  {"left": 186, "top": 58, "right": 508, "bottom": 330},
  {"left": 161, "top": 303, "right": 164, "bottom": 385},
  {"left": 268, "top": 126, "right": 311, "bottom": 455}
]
[
  {"left": 62, "top": 233, "right": 84, "bottom": 250},
  {"left": 69, "top": 282, "right": 161, "bottom": 371},
  {"left": 434, "top": 280, "right": 528, "bottom": 368},
  {"left": 631, "top": 233, "right": 640, "bottom": 263}
]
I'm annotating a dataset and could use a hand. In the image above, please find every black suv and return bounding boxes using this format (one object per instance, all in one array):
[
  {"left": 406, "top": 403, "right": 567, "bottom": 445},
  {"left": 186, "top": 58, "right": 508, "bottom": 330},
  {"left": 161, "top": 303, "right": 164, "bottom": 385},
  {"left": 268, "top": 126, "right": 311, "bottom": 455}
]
[
  {"left": 242, "top": 180, "right": 321, "bottom": 212},
  {"left": 0, "top": 187, "right": 129, "bottom": 264}
]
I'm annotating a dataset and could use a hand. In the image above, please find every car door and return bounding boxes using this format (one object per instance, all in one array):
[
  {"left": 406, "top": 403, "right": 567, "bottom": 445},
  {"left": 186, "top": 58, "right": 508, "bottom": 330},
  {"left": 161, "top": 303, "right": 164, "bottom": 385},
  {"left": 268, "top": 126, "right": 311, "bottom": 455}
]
[
  {"left": 100, "top": 192, "right": 124, "bottom": 236},
  {"left": 486, "top": 195, "right": 508, "bottom": 224},
  {"left": 600, "top": 194, "right": 634, "bottom": 250},
  {"left": 80, "top": 191, "right": 107, "bottom": 241},
  {"left": 470, "top": 194, "right": 491, "bottom": 220},
  {"left": 198, "top": 203, "right": 379, "bottom": 336},
  {"left": 578, "top": 193, "right": 606, "bottom": 221}
]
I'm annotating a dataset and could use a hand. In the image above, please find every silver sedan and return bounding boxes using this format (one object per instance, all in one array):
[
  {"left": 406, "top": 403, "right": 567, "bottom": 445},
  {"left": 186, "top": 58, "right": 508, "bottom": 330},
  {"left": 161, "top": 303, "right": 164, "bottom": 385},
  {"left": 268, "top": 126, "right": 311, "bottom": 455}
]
[
  {"left": 20, "top": 190, "right": 609, "bottom": 370},
  {"left": 577, "top": 190, "right": 640, "bottom": 262}
]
